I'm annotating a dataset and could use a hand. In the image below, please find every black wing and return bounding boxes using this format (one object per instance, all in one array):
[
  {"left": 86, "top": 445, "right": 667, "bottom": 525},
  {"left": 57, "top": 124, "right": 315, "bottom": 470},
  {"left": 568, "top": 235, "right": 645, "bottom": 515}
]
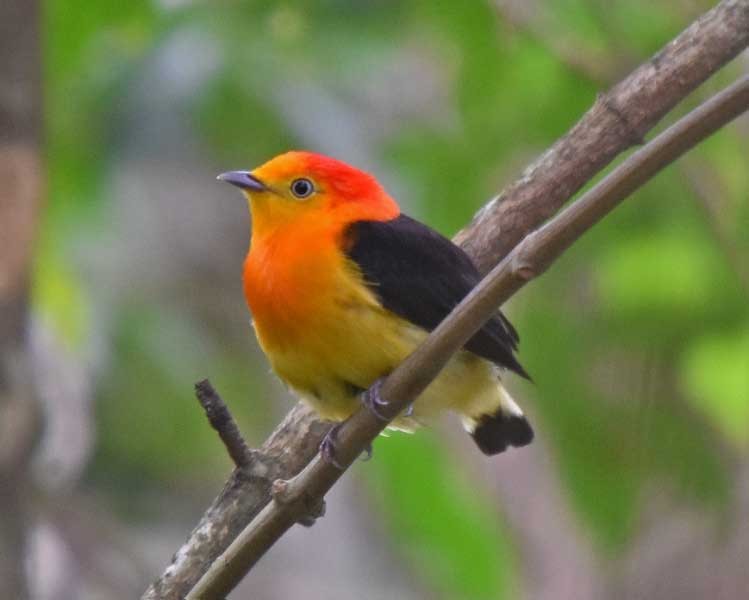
[{"left": 344, "top": 214, "right": 529, "bottom": 379}]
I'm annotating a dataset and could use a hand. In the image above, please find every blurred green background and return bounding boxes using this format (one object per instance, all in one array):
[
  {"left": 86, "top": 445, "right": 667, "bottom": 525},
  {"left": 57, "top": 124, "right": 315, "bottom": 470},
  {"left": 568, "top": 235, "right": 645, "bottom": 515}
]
[{"left": 27, "top": 0, "right": 749, "bottom": 598}]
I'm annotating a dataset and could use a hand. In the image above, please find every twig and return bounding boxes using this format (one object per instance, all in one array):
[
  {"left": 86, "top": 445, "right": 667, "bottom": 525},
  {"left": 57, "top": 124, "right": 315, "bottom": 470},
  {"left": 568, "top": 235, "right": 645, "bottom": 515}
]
[
  {"left": 143, "top": 3, "right": 749, "bottom": 597},
  {"left": 186, "top": 76, "right": 749, "bottom": 600},
  {"left": 195, "top": 379, "right": 253, "bottom": 469}
]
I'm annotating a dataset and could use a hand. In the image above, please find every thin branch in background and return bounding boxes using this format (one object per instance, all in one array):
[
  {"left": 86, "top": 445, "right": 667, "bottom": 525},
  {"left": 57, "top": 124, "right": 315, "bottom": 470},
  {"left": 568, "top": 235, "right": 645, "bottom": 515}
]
[
  {"left": 142, "top": 3, "right": 749, "bottom": 598},
  {"left": 195, "top": 379, "right": 253, "bottom": 469},
  {"left": 185, "top": 76, "right": 749, "bottom": 600}
]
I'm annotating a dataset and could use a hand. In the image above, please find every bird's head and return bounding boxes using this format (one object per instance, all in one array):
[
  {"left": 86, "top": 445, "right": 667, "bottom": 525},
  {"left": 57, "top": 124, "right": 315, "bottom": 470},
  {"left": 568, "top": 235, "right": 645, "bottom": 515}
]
[{"left": 218, "top": 151, "right": 400, "bottom": 235}]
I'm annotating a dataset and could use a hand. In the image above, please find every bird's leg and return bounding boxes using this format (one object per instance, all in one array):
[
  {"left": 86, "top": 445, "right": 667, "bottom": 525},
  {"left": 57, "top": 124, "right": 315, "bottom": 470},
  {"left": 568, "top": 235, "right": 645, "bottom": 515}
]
[
  {"left": 361, "top": 377, "right": 390, "bottom": 421},
  {"left": 319, "top": 422, "right": 345, "bottom": 470},
  {"left": 320, "top": 422, "right": 373, "bottom": 467},
  {"left": 361, "top": 378, "right": 414, "bottom": 420}
]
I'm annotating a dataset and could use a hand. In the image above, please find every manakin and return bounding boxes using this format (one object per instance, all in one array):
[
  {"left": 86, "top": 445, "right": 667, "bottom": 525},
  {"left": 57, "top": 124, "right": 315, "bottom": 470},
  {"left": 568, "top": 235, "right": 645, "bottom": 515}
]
[{"left": 219, "top": 151, "right": 532, "bottom": 458}]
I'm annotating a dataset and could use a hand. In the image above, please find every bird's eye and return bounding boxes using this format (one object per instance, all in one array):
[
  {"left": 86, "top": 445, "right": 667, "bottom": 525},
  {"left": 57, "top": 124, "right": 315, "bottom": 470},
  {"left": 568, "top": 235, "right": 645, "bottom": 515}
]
[{"left": 290, "top": 178, "right": 314, "bottom": 199}]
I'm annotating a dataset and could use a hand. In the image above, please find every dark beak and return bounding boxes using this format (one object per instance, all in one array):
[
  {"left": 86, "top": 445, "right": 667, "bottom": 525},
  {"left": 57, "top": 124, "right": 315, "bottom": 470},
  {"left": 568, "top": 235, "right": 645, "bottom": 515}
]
[{"left": 217, "top": 170, "right": 268, "bottom": 192}]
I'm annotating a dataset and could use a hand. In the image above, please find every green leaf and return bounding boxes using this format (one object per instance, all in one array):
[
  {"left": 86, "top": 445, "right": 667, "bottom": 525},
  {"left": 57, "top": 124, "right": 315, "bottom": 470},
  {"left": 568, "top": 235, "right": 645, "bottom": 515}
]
[{"left": 680, "top": 326, "right": 749, "bottom": 446}]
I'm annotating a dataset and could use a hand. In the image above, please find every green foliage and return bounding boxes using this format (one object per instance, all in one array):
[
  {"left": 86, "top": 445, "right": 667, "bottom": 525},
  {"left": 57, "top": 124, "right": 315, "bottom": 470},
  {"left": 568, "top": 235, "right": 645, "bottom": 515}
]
[
  {"left": 95, "top": 302, "right": 278, "bottom": 481},
  {"left": 366, "top": 433, "right": 518, "bottom": 599},
  {"left": 192, "top": 74, "right": 295, "bottom": 162},
  {"left": 45, "top": 0, "right": 161, "bottom": 221},
  {"left": 94, "top": 308, "right": 230, "bottom": 484},
  {"left": 519, "top": 293, "right": 642, "bottom": 549},
  {"left": 680, "top": 326, "right": 749, "bottom": 446},
  {"left": 594, "top": 229, "right": 730, "bottom": 331}
]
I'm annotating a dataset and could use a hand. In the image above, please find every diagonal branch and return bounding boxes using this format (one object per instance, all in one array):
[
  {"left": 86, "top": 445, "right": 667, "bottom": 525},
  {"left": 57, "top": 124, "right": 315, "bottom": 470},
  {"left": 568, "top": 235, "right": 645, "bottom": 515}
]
[
  {"left": 186, "top": 76, "right": 749, "bottom": 600},
  {"left": 143, "top": 2, "right": 749, "bottom": 597},
  {"left": 456, "top": 0, "right": 749, "bottom": 274}
]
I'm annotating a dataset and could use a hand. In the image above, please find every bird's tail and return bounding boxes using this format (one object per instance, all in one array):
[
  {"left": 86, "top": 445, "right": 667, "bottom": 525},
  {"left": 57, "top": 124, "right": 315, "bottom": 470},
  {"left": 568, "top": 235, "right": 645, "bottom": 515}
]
[{"left": 462, "top": 385, "right": 534, "bottom": 455}]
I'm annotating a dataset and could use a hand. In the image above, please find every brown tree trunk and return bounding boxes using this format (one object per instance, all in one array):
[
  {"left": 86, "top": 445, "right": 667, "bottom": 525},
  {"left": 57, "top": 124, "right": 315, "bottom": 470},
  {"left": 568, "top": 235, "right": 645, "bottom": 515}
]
[{"left": 0, "top": 0, "right": 44, "bottom": 597}]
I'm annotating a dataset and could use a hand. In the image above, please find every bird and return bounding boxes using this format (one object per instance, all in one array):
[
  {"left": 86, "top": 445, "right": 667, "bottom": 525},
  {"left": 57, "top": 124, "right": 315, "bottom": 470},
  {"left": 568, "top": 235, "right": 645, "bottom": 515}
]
[{"left": 218, "top": 151, "right": 533, "bottom": 459}]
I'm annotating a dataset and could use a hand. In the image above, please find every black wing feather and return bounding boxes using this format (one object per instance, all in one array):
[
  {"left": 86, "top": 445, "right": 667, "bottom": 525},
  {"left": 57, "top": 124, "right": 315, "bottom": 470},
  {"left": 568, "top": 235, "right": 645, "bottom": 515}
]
[{"left": 344, "top": 214, "right": 529, "bottom": 379}]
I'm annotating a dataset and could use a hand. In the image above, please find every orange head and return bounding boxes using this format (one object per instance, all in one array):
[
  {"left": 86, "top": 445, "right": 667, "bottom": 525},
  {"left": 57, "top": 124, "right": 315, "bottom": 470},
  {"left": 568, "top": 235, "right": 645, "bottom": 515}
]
[
  {"left": 218, "top": 151, "right": 400, "bottom": 239},
  {"left": 219, "top": 152, "right": 401, "bottom": 349}
]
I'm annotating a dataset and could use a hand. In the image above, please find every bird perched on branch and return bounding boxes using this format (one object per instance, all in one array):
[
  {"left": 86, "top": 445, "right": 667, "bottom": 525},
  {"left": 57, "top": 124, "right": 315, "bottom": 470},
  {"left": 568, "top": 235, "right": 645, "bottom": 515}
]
[{"left": 218, "top": 151, "right": 532, "bottom": 457}]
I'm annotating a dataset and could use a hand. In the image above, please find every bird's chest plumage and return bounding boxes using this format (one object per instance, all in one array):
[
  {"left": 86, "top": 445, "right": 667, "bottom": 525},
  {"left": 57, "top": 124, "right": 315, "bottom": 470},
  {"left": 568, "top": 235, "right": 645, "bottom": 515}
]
[
  {"left": 243, "top": 230, "right": 408, "bottom": 416},
  {"left": 244, "top": 235, "right": 341, "bottom": 344}
]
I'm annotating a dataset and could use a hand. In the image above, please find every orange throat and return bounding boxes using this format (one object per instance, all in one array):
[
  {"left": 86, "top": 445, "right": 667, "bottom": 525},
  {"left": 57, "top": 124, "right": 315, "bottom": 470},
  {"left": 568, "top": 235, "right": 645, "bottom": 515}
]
[{"left": 243, "top": 219, "right": 347, "bottom": 349}]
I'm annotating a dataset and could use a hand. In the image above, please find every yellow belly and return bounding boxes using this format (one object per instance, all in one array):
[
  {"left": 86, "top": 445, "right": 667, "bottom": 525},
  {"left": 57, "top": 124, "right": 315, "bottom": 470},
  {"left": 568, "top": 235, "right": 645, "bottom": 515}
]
[{"left": 252, "top": 272, "right": 504, "bottom": 430}]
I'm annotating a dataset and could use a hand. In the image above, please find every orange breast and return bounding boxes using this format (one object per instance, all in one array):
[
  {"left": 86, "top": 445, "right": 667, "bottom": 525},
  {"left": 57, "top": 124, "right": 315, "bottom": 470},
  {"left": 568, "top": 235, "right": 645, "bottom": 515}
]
[{"left": 243, "top": 223, "right": 345, "bottom": 350}]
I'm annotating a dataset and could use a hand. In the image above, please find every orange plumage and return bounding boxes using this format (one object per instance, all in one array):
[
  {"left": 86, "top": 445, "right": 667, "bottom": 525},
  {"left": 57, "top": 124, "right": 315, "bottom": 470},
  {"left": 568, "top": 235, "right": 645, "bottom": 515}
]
[
  {"left": 219, "top": 151, "right": 533, "bottom": 455},
  {"left": 243, "top": 152, "right": 398, "bottom": 350}
]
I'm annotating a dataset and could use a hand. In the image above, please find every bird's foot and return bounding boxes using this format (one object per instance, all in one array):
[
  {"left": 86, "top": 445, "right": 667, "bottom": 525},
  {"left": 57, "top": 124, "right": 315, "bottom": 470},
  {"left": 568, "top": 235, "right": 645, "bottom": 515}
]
[
  {"left": 319, "top": 423, "right": 345, "bottom": 470},
  {"left": 361, "top": 377, "right": 390, "bottom": 421},
  {"left": 403, "top": 402, "right": 415, "bottom": 418},
  {"left": 320, "top": 423, "right": 374, "bottom": 468}
]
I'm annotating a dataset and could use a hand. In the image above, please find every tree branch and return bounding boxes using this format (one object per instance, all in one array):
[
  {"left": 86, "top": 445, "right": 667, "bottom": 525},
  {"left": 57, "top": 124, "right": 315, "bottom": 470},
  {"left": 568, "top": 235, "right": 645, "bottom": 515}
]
[
  {"left": 143, "top": 2, "right": 749, "bottom": 597},
  {"left": 195, "top": 380, "right": 254, "bottom": 469},
  {"left": 185, "top": 75, "right": 749, "bottom": 600},
  {"left": 455, "top": 0, "right": 749, "bottom": 274}
]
